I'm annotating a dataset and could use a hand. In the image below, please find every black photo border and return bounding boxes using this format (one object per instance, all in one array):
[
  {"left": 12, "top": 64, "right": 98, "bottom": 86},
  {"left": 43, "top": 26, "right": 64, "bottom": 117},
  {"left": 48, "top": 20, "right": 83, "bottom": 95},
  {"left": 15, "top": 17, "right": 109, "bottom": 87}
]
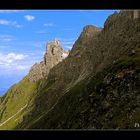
[{"left": 0, "top": 0, "right": 140, "bottom": 139}]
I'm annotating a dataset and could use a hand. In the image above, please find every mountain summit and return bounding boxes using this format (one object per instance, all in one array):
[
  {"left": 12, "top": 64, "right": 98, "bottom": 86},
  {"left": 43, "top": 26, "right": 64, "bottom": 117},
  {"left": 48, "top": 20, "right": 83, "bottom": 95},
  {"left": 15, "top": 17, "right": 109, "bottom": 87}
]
[{"left": 28, "top": 38, "right": 69, "bottom": 82}]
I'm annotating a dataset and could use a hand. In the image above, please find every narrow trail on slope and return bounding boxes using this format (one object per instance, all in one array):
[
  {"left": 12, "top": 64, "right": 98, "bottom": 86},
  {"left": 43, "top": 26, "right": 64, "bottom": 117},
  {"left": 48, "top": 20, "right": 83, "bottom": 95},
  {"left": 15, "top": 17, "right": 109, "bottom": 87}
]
[{"left": 0, "top": 104, "right": 27, "bottom": 127}]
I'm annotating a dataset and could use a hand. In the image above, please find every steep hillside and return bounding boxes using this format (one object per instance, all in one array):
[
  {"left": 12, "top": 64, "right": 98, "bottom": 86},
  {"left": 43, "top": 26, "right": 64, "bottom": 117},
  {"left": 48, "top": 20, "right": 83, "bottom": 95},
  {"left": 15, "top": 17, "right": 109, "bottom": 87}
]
[
  {"left": 0, "top": 39, "right": 68, "bottom": 129},
  {"left": 15, "top": 25, "right": 103, "bottom": 129},
  {"left": 0, "top": 77, "right": 37, "bottom": 129},
  {"left": 0, "top": 10, "right": 140, "bottom": 129},
  {"left": 28, "top": 47, "right": 140, "bottom": 129},
  {"left": 15, "top": 10, "right": 140, "bottom": 129}
]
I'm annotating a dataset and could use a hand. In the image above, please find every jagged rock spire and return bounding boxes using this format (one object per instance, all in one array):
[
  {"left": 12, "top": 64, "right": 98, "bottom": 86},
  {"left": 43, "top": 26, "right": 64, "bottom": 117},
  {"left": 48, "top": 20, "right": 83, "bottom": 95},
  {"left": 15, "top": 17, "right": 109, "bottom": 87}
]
[
  {"left": 54, "top": 38, "right": 59, "bottom": 45},
  {"left": 28, "top": 38, "right": 69, "bottom": 82}
]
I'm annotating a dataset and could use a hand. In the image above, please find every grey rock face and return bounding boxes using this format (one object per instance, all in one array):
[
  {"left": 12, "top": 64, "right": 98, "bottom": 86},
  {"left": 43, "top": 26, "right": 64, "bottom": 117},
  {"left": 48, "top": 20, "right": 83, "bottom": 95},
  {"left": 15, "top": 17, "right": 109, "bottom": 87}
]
[{"left": 28, "top": 38, "right": 69, "bottom": 82}]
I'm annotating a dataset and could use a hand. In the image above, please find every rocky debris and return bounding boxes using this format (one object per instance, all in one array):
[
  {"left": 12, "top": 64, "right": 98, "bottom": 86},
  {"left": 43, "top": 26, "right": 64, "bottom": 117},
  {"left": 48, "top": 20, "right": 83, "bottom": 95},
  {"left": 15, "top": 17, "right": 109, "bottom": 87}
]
[{"left": 28, "top": 38, "right": 69, "bottom": 82}]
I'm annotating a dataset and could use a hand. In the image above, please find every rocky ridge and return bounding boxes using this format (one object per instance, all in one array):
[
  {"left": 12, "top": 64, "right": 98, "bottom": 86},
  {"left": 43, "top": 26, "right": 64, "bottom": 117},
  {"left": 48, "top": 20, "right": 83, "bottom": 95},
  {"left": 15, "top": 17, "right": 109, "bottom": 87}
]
[
  {"left": 28, "top": 38, "right": 69, "bottom": 82},
  {"left": 17, "top": 10, "right": 140, "bottom": 129}
]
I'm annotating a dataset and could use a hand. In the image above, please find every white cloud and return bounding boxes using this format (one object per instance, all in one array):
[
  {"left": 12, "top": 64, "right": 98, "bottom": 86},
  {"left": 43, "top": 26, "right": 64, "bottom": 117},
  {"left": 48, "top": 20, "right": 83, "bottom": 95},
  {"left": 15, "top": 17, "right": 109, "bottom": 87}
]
[
  {"left": 59, "top": 38, "right": 76, "bottom": 50},
  {"left": 11, "top": 21, "right": 22, "bottom": 28},
  {"left": 13, "top": 65, "right": 29, "bottom": 70},
  {"left": 0, "top": 52, "right": 27, "bottom": 64},
  {"left": 0, "top": 51, "right": 43, "bottom": 76},
  {"left": 44, "top": 23, "right": 54, "bottom": 27},
  {"left": 24, "top": 15, "right": 35, "bottom": 21},
  {"left": 62, "top": 45, "right": 73, "bottom": 50},
  {"left": 0, "top": 19, "right": 22, "bottom": 28},
  {"left": 0, "top": 63, "right": 31, "bottom": 74},
  {"left": 0, "top": 35, "right": 14, "bottom": 42},
  {"left": 0, "top": 52, "right": 31, "bottom": 76},
  {"left": 0, "top": 19, "right": 9, "bottom": 25},
  {"left": 15, "top": 24, "right": 22, "bottom": 28},
  {"left": 0, "top": 10, "right": 24, "bottom": 13},
  {"left": 35, "top": 23, "right": 54, "bottom": 34}
]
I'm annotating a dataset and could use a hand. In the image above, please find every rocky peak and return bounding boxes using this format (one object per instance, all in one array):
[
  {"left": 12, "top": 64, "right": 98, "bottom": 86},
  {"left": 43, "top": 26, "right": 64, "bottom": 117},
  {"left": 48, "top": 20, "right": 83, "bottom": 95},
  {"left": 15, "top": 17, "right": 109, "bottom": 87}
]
[
  {"left": 82, "top": 25, "right": 102, "bottom": 38},
  {"left": 46, "top": 38, "right": 60, "bottom": 54},
  {"left": 28, "top": 38, "right": 69, "bottom": 82},
  {"left": 83, "top": 25, "right": 102, "bottom": 33},
  {"left": 104, "top": 10, "right": 140, "bottom": 31}
]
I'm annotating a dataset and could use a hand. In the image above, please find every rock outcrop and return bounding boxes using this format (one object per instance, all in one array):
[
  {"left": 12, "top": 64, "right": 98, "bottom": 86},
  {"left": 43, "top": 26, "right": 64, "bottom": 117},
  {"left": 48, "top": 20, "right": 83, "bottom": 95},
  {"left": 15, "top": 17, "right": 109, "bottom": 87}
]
[{"left": 28, "top": 38, "right": 69, "bottom": 82}]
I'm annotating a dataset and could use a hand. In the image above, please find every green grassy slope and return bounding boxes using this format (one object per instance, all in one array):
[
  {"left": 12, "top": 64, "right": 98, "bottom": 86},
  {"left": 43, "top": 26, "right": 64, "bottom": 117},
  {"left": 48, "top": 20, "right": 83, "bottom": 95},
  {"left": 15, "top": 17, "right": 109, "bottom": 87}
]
[{"left": 0, "top": 77, "right": 37, "bottom": 129}]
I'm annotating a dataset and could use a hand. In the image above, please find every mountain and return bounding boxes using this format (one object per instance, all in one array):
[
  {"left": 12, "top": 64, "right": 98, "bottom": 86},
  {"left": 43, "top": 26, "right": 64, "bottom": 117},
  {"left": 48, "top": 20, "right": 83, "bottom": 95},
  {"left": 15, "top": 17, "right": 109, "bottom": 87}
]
[
  {"left": 28, "top": 38, "right": 69, "bottom": 82},
  {"left": 0, "top": 39, "right": 69, "bottom": 129},
  {"left": 0, "top": 10, "right": 140, "bottom": 129}
]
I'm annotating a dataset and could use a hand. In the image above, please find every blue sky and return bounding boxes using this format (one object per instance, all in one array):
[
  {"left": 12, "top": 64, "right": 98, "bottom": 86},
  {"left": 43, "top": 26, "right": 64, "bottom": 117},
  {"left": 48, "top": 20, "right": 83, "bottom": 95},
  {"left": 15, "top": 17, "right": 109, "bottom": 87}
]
[{"left": 0, "top": 10, "right": 118, "bottom": 96}]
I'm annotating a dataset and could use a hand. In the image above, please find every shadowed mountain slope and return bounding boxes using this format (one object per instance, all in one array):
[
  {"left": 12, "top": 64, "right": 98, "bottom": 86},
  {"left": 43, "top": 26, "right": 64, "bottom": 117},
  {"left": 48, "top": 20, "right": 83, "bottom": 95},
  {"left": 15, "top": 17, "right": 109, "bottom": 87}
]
[{"left": 0, "top": 10, "right": 140, "bottom": 129}]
